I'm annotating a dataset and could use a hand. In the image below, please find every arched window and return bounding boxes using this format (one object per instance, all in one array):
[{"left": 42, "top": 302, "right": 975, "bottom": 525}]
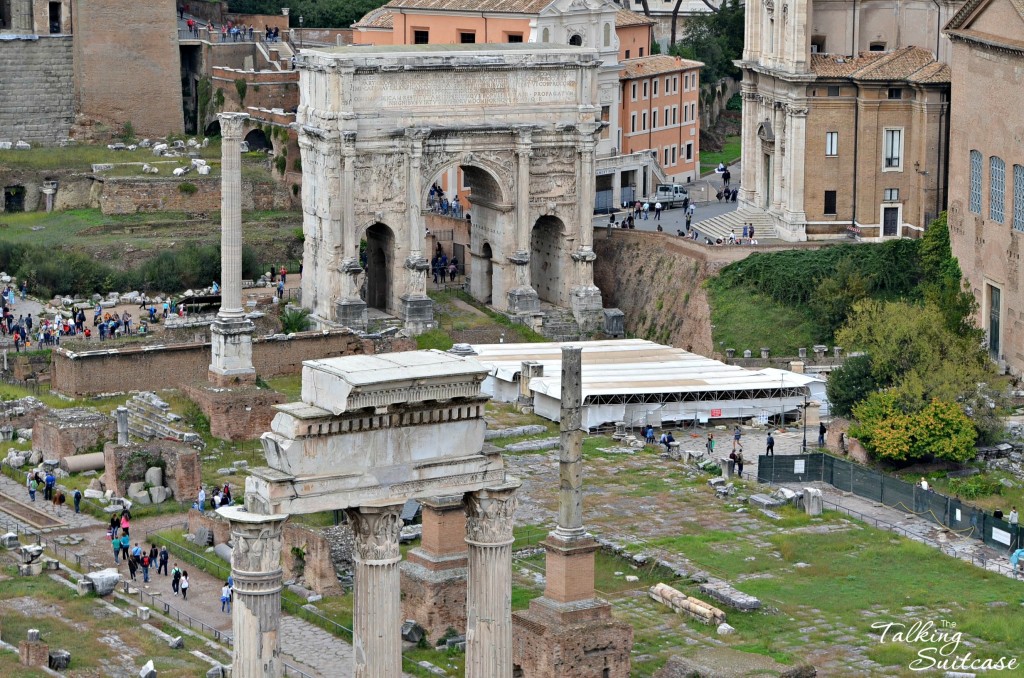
[
  {"left": 990, "top": 156, "right": 1005, "bottom": 223},
  {"left": 969, "top": 150, "right": 982, "bottom": 214},
  {"left": 569, "top": 33, "right": 583, "bottom": 47},
  {"left": 542, "top": 27, "right": 550, "bottom": 42},
  {"left": 603, "top": 23, "right": 611, "bottom": 47},
  {"left": 1013, "top": 164, "right": 1024, "bottom": 232}
]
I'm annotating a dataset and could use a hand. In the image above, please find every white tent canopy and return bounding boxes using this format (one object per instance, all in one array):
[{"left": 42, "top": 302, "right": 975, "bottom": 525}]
[{"left": 470, "top": 339, "right": 825, "bottom": 429}]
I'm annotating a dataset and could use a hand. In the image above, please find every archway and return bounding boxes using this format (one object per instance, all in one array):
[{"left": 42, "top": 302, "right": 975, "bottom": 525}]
[
  {"left": 244, "top": 128, "right": 271, "bottom": 151},
  {"left": 204, "top": 120, "right": 221, "bottom": 137},
  {"left": 530, "top": 216, "right": 565, "bottom": 304},
  {"left": 479, "top": 242, "right": 493, "bottom": 304},
  {"left": 364, "top": 222, "right": 394, "bottom": 312}
]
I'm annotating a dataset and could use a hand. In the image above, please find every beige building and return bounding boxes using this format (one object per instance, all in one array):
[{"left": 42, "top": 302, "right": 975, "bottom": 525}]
[
  {"left": 945, "top": 0, "right": 1024, "bottom": 373},
  {"left": 735, "top": 0, "right": 961, "bottom": 241}
]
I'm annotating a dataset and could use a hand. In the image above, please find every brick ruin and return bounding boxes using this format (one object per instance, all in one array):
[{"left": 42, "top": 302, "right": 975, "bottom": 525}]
[
  {"left": 102, "top": 439, "right": 201, "bottom": 504},
  {"left": 31, "top": 407, "right": 114, "bottom": 461}
]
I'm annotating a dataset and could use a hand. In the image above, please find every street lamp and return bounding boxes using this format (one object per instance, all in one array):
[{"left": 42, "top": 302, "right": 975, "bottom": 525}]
[
  {"left": 298, "top": 16, "right": 303, "bottom": 49},
  {"left": 801, "top": 392, "right": 808, "bottom": 453}
]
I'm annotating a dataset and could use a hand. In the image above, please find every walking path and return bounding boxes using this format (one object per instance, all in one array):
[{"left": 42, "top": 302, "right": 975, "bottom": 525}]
[{"left": 0, "top": 471, "right": 102, "bottom": 532}]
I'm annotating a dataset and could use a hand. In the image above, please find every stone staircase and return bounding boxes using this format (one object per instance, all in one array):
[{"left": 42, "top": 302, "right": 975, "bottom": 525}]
[
  {"left": 126, "top": 392, "right": 201, "bottom": 444},
  {"left": 365, "top": 309, "right": 404, "bottom": 334},
  {"left": 537, "top": 307, "right": 583, "bottom": 341},
  {"left": 691, "top": 209, "right": 778, "bottom": 242}
]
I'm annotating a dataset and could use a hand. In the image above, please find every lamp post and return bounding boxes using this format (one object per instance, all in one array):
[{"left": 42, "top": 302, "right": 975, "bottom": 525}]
[
  {"left": 298, "top": 16, "right": 303, "bottom": 49},
  {"left": 801, "top": 392, "right": 808, "bottom": 453}
]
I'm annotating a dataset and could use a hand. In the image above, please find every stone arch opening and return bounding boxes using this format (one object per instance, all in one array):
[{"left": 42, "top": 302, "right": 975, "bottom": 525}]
[
  {"left": 478, "top": 242, "right": 493, "bottom": 304},
  {"left": 363, "top": 222, "right": 395, "bottom": 313},
  {"left": 3, "top": 185, "right": 26, "bottom": 213},
  {"left": 569, "top": 33, "right": 583, "bottom": 47},
  {"left": 424, "top": 161, "right": 508, "bottom": 215},
  {"left": 204, "top": 120, "right": 221, "bottom": 137},
  {"left": 244, "top": 128, "right": 271, "bottom": 151},
  {"left": 530, "top": 215, "right": 565, "bottom": 304}
]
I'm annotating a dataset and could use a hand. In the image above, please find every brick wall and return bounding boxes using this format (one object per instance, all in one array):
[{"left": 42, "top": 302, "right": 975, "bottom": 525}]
[
  {"left": 213, "top": 67, "right": 300, "bottom": 113},
  {"left": 32, "top": 409, "right": 115, "bottom": 461},
  {"left": 0, "top": 36, "right": 74, "bottom": 144},
  {"left": 281, "top": 523, "right": 342, "bottom": 596},
  {"left": 51, "top": 328, "right": 389, "bottom": 397},
  {"left": 72, "top": 0, "right": 184, "bottom": 138},
  {"left": 104, "top": 441, "right": 201, "bottom": 502},
  {"left": 98, "top": 176, "right": 290, "bottom": 215},
  {"left": 187, "top": 508, "right": 232, "bottom": 545}
]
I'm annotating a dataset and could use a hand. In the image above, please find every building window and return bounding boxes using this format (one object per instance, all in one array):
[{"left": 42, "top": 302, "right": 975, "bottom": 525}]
[
  {"left": 653, "top": 79, "right": 658, "bottom": 97},
  {"left": 672, "top": 106, "right": 677, "bottom": 124},
  {"left": 665, "top": 77, "right": 670, "bottom": 93},
  {"left": 673, "top": 76, "right": 678, "bottom": 92},
  {"left": 631, "top": 82, "right": 637, "bottom": 101},
  {"left": 827, "top": 86, "right": 840, "bottom": 97},
  {"left": 603, "top": 23, "right": 611, "bottom": 47},
  {"left": 990, "top": 155, "right": 1006, "bottom": 223},
  {"left": 569, "top": 33, "right": 583, "bottom": 46},
  {"left": 691, "top": 103, "right": 696, "bottom": 120},
  {"left": 639, "top": 47, "right": 644, "bottom": 57},
  {"left": 683, "top": 105, "right": 688, "bottom": 123},
  {"left": 642, "top": 81, "right": 648, "bottom": 98},
  {"left": 824, "top": 191, "right": 837, "bottom": 215},
  {"left": 664, "top": 148, "right": 670, "bottom": 165},
  {"left": 600, "top": 106, "right": 610, "bottom": 139},
  {"left": 630, "top": 113, "right": 636, "bottom": 133},
  {"left": 883, "top": 128, "right": 903, "bottom": 170},
  {"left": 460, "top": 32, "right": 476, "bottom": 43},
  {"left": 825, "top": 132, "right": 838, "bottom": 157},
  {"left": 625, "top": 49, "right": 630, "bottom": 59},
  {"left": 685, "top": 142, "right": 693, "bottom": 161},
  {"left": 884, "top": 188, "right": 899, "bottom": 202},
  {"left": 671, "top": 145, "right": 676, "bottom": 164},
  {"left": 413, "top": 30, "right": 429, "bottom": 44},
  {"left": 970, "top": 150, "right": 983, "bottom": 214},
  {"left": 888, "top": 88, "right": 903, "bottom": 100},
  {"left": 642, "top": 111, "right": 647, "bottom": 130},
  {"left": 1014, "top": 165, "right": 1024, "bottom": 232},
  {"left": 652, "top": 109, "right": 658, "bottom": 128},
  {"left": 542, "top": 27, "right": 550, "bottom": 42},
  {"left": 811, "top": 35, "right": 826, "bottom": 53},
  {"left": 870, "top": 42, "right": 887, "bottom": 51},
  {"left": 506, "top": 33, "right": 523, "bottom": 43}
]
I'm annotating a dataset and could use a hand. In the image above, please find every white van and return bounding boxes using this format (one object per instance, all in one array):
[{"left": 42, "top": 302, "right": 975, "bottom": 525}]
[{"left": 653, "top": 183, "right": 689, "bottom": 208}]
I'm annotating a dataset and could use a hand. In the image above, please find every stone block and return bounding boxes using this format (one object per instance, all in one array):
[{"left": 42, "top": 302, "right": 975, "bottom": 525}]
[
  {"left": 193, "top": 526, "right": 211, "bottom": 547},
  {"left": 148, "top": 486, "right": 169, "bottom": 504},
  {"left": 214, "top": 543, "right": 233, "bottom": 563},
  {"left": 137, "top": 606, "right": 150, "bottom": 620},
  {"left": 128, "top": 481, "right": 147, "bottom": 496},
  {"left": 76, "top": 578, "right": 95, "bottom": 596},
  {"left": 1, "top": 532, "right": 19, "bottom": 549},
  {"left": 85, "top": 568, "right": 121, "bottom": 596},
  {"left": 84, "top": 489, "right": 105, "bottom": 500},
  {"left": 804, "top": 487, "right": 823, "bottom": 516},
  {"left": 168, "top": 636, "right": 183, "bottom": 649},
  {"left": 144, "top": 467, "right": 164, "bottom": 487},
  {"left": 206, "top": 665, "right": 225, "bottom": 678},
  {"left": 401, "top": 620, "right": 425, "bottom": 644},
  {"left": 20, "top": 639, "right": 49, "bottom": 668},
  {"left": 131, "top": 490, "right": 152, "bottom": 505},
  {"left": 139, "top": 659, "right": 156, "bottom": 678},
  {"left": 48, "top": 649, "right": 71, "bottom": 670}
]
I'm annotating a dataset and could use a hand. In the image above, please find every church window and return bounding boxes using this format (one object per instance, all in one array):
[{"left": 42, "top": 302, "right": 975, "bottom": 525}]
[
  {"left": 569, "top": 33, "right": 583, "bottom": 46},
  {"left": 825, "top": 132, "right": 838, "bottom": 157},
  {"left": 969, "top": 150, "right": 982, "bottom": 214},
  {"left": 990, "top": 156, "right": 1005, "bottom": 223},
  {"left": 1013, "top": 165, "right": 1024, "bottom": 232},
  {"left": 603, "top": 23, "right": 611, "bottom": 47}
]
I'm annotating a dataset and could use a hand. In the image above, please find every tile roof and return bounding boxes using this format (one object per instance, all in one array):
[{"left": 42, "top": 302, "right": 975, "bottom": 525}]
[
  {"left": 615, "top": 8, "right": 656, "bottom": 26},
  {"left": 620, "top": 54, "right": 704, "bottom": 79},
  {"left": 352, "top": 7, "right": 394, "bottom": 28},
  {"left": 945, "top": 0, "right": 1024, "bottom": 31},
  {"left": 810, "top": 46, "right": 950, "bottom": 84},
  {"left": 383, "top": 0, "right": 553, "bottom": 13}
]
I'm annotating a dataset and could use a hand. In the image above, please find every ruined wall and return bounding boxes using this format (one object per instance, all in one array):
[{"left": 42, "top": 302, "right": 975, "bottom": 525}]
[
  {"left": 31, "top": 408, "right": 115, "bottom": 460},
  {"left": 0, "top": 36, "right": 74, "bottom": 144},
  {"left": 103, "top": 440, "right": 201, "bottom": 502},
  {"left": 98, "top": 176, "right": 290, "bottom": 215},
  {"left": 51, "top": 328, "right": 410, "bottom": 397},
  {"left": 593, "top": 230, "right": 718, "bottom": 354},
  {"left": 212, "top": 67, "right": 299, "bottom": 115},
  {"left": 281, "top": 523, "right": 342, "bottom": 596},
  {"left": 72, "top": 0, "right": 183, "bottom": 137},
  {"left": 187, "top": 508, "right": 232, "bottom": 546}
]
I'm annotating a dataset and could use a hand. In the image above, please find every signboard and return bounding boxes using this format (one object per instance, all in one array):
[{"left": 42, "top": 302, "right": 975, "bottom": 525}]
[
  {"left": 955, "top": 509, "right": 961, "bottom": 522},
  {"left": 794, "top": 459, "right": 806, "bottom": 474},
  {"left": 710, "top": 408, "right": 722, "bottom": 417},
  {"left": 992, "top": 527, "right": 1012, "bottom": 546}
]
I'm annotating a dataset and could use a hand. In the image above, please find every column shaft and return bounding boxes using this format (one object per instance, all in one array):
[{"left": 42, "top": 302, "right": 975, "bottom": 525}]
[
  {"left": 219, "top": 113, "right": 247, "bottom": 317},
  {"left": 464, "top": 481, "right": 520, "bottom": 678},
  {"left": 577, "top": 147, "right": 596, "bottom": 249},
  {"left": 347, "top": 504, "right": 404, "bottom": 678},
  {"left": 557, "top": 346, "right": 584, "bottom": 534}
]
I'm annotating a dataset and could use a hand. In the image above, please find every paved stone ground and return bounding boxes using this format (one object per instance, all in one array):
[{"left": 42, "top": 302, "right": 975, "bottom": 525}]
[{"left": 0, "top": 470, "right": 103, "bottom": 532}]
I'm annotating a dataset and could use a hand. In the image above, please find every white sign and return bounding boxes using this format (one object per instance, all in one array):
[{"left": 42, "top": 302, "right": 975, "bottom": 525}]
[
  {"left": 794, "top": 459, "right": 806, "bottom": 474},
  {"left": 992, "top": 527, "right": 1012, "bottom": 546},
  {"left": 954, "top": 508, "right": 961, "bottom": 522}
]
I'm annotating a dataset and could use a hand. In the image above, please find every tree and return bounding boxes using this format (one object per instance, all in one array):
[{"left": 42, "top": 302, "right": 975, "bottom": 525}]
[
  {"left": 227, "top": 0, "right": 389, "bottom": 29},
  {"left": 850, "top": 393, "right": 976, "bottom": 463},
  {"left": 670, "top": 0, "right": 744, "bottom": 82},
  {"left": 809, "top": 258, "right": 872, "bottom": 339},
  {"left": 918, "top": 214, "right": 980, "bottom": 338},
  {"left": 826, "top": 354, "right": 876, "bottom": 419}
]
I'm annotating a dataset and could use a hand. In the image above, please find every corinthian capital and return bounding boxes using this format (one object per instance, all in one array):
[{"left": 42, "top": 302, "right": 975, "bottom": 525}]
[
  {"left": 347, "top": 504, "right": 403, "bottom": 562},
  {"left": 465, "top": 479, "right": 521, "bottom": 545},
  {"left": 219, "top": 112, "right": 250, "bottom": 140}
]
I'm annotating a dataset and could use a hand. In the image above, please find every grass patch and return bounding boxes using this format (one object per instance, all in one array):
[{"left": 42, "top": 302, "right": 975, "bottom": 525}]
[
  {"left": 0, "top": 142, "right": 222, "bottom": 171},
  {"left": 263, "top": 374, "right": 302, "bottom": 400},
  {"left": 700, "top": 134, "right": 741, "bottom": 175},
  {"left": 706, "top": 283, "right": 821, "bottom": 355},
  {"left": 415, "top": 328, "right": 454, "bottom": 351}
]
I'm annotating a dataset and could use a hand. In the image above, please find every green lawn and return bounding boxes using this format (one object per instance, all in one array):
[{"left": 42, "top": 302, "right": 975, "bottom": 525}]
[
  {"left": 706, "top": 282, "right": 822, "bottom": 356},
  {"left": 700, "top": 134, "right": 741, "bottom": 175},
  {"left": 0, "top": 141, "right": 222, "bottom": 171}
]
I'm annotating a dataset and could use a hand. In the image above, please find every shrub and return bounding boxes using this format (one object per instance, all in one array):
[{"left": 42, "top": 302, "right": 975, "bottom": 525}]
[
  {"left": 119, "top": 121, "right": 135, "bottom": 143},
  {"left": 234, "top": 78, "right": 247, "bottom": 105},
  {"left": 291, "top": 183, "right": 300, "bottom": 196},
  {"left": 280, "top": 307, "right": 311, "bottom": 333},
  {"left": 948, "top": 474, "right": 1003, "bottom": 500},
  {"left": 292, "top": 158, "right": 302, "bottom": 172},
  {"left": 275, "top": 155, "right": 287, "bottom": 175},
  {"left": 178, "top": 182, "right": 198, "bottom": 195}
]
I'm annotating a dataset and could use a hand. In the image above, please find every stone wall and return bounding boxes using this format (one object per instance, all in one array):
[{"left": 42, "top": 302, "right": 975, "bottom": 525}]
[
  {"left": 72, "top": 0, "right": 184, "bottom": 138},
  {"left": 51, "top": 328, "right": 412, "bottom": 397},
  {"left": 103, "top": 440, "right": 202, "bottom": 502},
  {"left": 0, "top": 36, "right": 74, "bottom": 144},
  {"left": 98, "top": 176, "right": 290, "bottom": 215},
  {"left": 183, "top": 383, "right": 284, "bottom": 441},
  {"left": 281, "top": 523, "right": 342, "bottom": 596},
  {"left": 212, "top": 67, "right": 300, "bottom": 114},
  {"left": 187, "top": 508, "right": 232, "bottom": 546},
  {"left": 31, "top": 407, "right": 115, "bottom": 461}
]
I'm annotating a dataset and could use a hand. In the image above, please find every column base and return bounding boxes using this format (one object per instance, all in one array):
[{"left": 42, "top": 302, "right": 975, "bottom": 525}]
[
  {"left": 209, "top": 316, "right": 256, "bottom": 386},
  {"left": 569, "top": 286, "right": 603, "bottom": 333},
  {"left": 399, "top": 295, "right": 435, "bottom": 335},
  {"left": 334, "top": 298, "right": 368, "bottom": 333},
  {"left": 512, "top": 597, "right": 633, "bottom": 678},
  {"left": 507, "top": 287, "right": 540, "bottom": 314}
]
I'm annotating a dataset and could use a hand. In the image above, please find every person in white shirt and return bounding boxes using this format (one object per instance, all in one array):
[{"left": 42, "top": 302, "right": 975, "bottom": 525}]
[{"left": 919, "top": 477, "right": 929, "bottom": 492}]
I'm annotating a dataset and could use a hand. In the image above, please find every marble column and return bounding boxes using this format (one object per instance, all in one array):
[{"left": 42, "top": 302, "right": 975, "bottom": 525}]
[
  {"left": 210, "top": 112, "right": 256, "bottom": 386},
  {"left": 464, "top": 479, "right": 521, "bottom": 678},
  {"left": 508, "top": 128, "right": 539, "bottom": 314},
  {"left": 771, "top": 104, "right": 785, "bottom": 212},
  {"left": 569, "top": 126, "right": 603, "bottom": 332},
  {"left": 739, "top": 87, "right": 759, "bottom": 207},
  {"left": 219, "top": 506, "right": 289, "bottom": 678},
  {"left": 335, "top": 132, "right": 368, "bottom": 331},
  {"left": 399, "top": 129, "right": 433, "bottom": 333},
  {"left": 784, "top": 107, "right": 809, "bottom": 239},
  {"left": 347, "top": 503, "right": 404, "bottom": 678}
]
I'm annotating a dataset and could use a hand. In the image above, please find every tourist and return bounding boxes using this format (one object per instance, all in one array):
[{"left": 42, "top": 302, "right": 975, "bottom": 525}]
[
  {"left": 221, "top": 581, "right": 232, "bottom": 612},
  {"left": 55, "top": 490, "right": 66, "bottom": 513},
  {"left": 141, "top": 551, "right": 151, "bottom": 583},
  {"left": 749, "top": 224, "right": 755, "bottom": 241},
  {"left": 43, "top": 471, "right": 55, "bottom": 501},
  {"left": 148, "top": 544, "right": 159, "bottom": 570},
  {"left": 180, "top": 571, "right": 190, "bottom": 600},
  {"left": 198, "top": 486, "right": 206, "bottom": 514},
  {"left": 280, "top": 266, "right": 287, "bottom": 285},
  {"left": 222, "top": 483, "right": 232, "bottom": 504},
  {"left": 127, "top": 553, "right": 138, "bottom": 581},
  {"left": 132, "top": 542, "right": 142, "bottom": 563},
  {"left": 765, "top": 432, "right": 775, "bottom": 456},
  {"left": 732, "top": 425, "right": 742, "bottom": 452},
  {"left": 158, "top": 546, "right": 169, "bottom": 575},
  {"left": 171, "top": 564, "right": 182, "bottom": 595},
  {"left": 919, "top": 477, "right": 930, "bottom": 492},
  {"left": 277, "top": 279, "right": 285, "bottom": 299},
  {"left": 109, "top": 514, "right": 119, "bottom": 539},
  {"left": 112, "top": 533, "right": 121, "bottom": 564},
  {"left": 642, "top": 202, "right": 650, "bottom": 220},
  {"left": 995, "top": 508, "right": 1005, "bottom": 520},
  {"left": 734, "top": 447, "right": 744, "bottom": 476},
  {"left": 818, "top": 422, "right": 827, "bottom": 447},
  {"left": 661, "top": 430, "right": 675, "bottom": 453},
  {"left": 120, "top": 533, "right": 131, "bottom": 562},
  {"left": 120, "top": 511, "right": 130, "bottom": 536},
  {"left": 1011, "top": 507, "right": 1019, "bottom": 527},
  {"left": 705, "top": 433, "right": 715, "bottom": 457},
  {"left": 687, "top": 202, "right": 696, "bottom": 219},
  {"left": 26, "top": 471, "right": 35, "bottom": 501},
  {"left": 213, "top": 489, "right": 222, "bottom": 508},
  {"left": 723, "top": 168, "right": 731, "bottom": 188},
  {"left": 654, "top": 201, "right": 663, "bottom": 220},
  {"left": 645, "top": 426, "right": 655, "bottom": 445}
]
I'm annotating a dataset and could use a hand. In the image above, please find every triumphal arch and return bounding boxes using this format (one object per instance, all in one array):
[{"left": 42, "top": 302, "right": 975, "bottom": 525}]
[{"left": 295, "top": 44, "right": 605, "bottom": 334}]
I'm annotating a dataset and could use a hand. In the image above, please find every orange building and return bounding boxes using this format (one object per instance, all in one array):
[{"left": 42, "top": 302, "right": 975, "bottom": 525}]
[{"left": 353, "top": 0, "right": 703, "bottom": 209}]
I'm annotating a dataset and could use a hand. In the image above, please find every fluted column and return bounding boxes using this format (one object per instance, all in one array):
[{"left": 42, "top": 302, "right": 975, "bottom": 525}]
[
  {"left": 739, "top": 87, "right": 759, "bottom": 207},
  {"left": 335, "top": 131, "right": 368, "bottom": 331},
  {"left": 219, "top": 507, "right": 289, "bottom": 678},
  {"left": 771, "top": 104, "right": 784, "bottom": 212},
  {"left": 347, "top": 503, "right": 404, "bottom": 678},
  {"left": 464, "top": 479, "right": 521, "bottom": 678},
  {"left": 507, "top": 128, "right": 539, "bottom": 314},
  {"left": 209, "top": 112, "right": 256, "bottom": 385}
]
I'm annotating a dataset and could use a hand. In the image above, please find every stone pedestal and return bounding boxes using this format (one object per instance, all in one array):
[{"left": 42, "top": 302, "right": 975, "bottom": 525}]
[
  {"left": 401, "top": 495, "right": 468, "bottom": 642},
  {"left": 398, "top": 295, "right": 434, "bottom": 335},
  {"left": 335, "top": 299, "right": 369, "bottom": 333},
  {"left": 209, "top": 317, "right": 256, "bottom": 386},
  {"left": 184, "top": 382, "right": 285, "bottom": 442},
  {"left": 506, "top": 252, "right": 540, "bottom": 314},
  {"left": 219, "top": 506, "right": 289, "bottom": 678},
  {"left": 464, "top": 480, "right": 520, "bottom": 678},
  {"left": 347, "top": 503, "right": 404, "bottom": 678}
]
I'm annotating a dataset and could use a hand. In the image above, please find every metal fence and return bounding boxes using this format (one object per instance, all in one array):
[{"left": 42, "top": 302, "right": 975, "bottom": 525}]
[{"left": 758, "top": 453, "right": 1022, "bottom": 553}]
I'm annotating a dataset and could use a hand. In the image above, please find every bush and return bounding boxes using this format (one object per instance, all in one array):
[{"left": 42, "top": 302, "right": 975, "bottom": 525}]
[
  {"left": 119, "top": 121, "right": 136, "bottom": 143},
  {"left": 178, "top": 182, "right": 198, "bottom": 195},
  {"left": 850, "top": 393, "right": 976, "bottom": 463},
  {"left": 292, "top": 158, "right": 302, "bottom": 172},
  {"left": 291, "top": 183, "right": 300, "bottom": 197},
  {"left": 948, "top": 474, "right": 1003, "bottom": 500},
  {"left": 280, "top": 307, "right": 311, "bottom": 333},
  {"left": 234, "top": 78, "right": 247, "bottom": 105},
  {"left": 275, "top": 155, "right": 287, "bottom": 175}
]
